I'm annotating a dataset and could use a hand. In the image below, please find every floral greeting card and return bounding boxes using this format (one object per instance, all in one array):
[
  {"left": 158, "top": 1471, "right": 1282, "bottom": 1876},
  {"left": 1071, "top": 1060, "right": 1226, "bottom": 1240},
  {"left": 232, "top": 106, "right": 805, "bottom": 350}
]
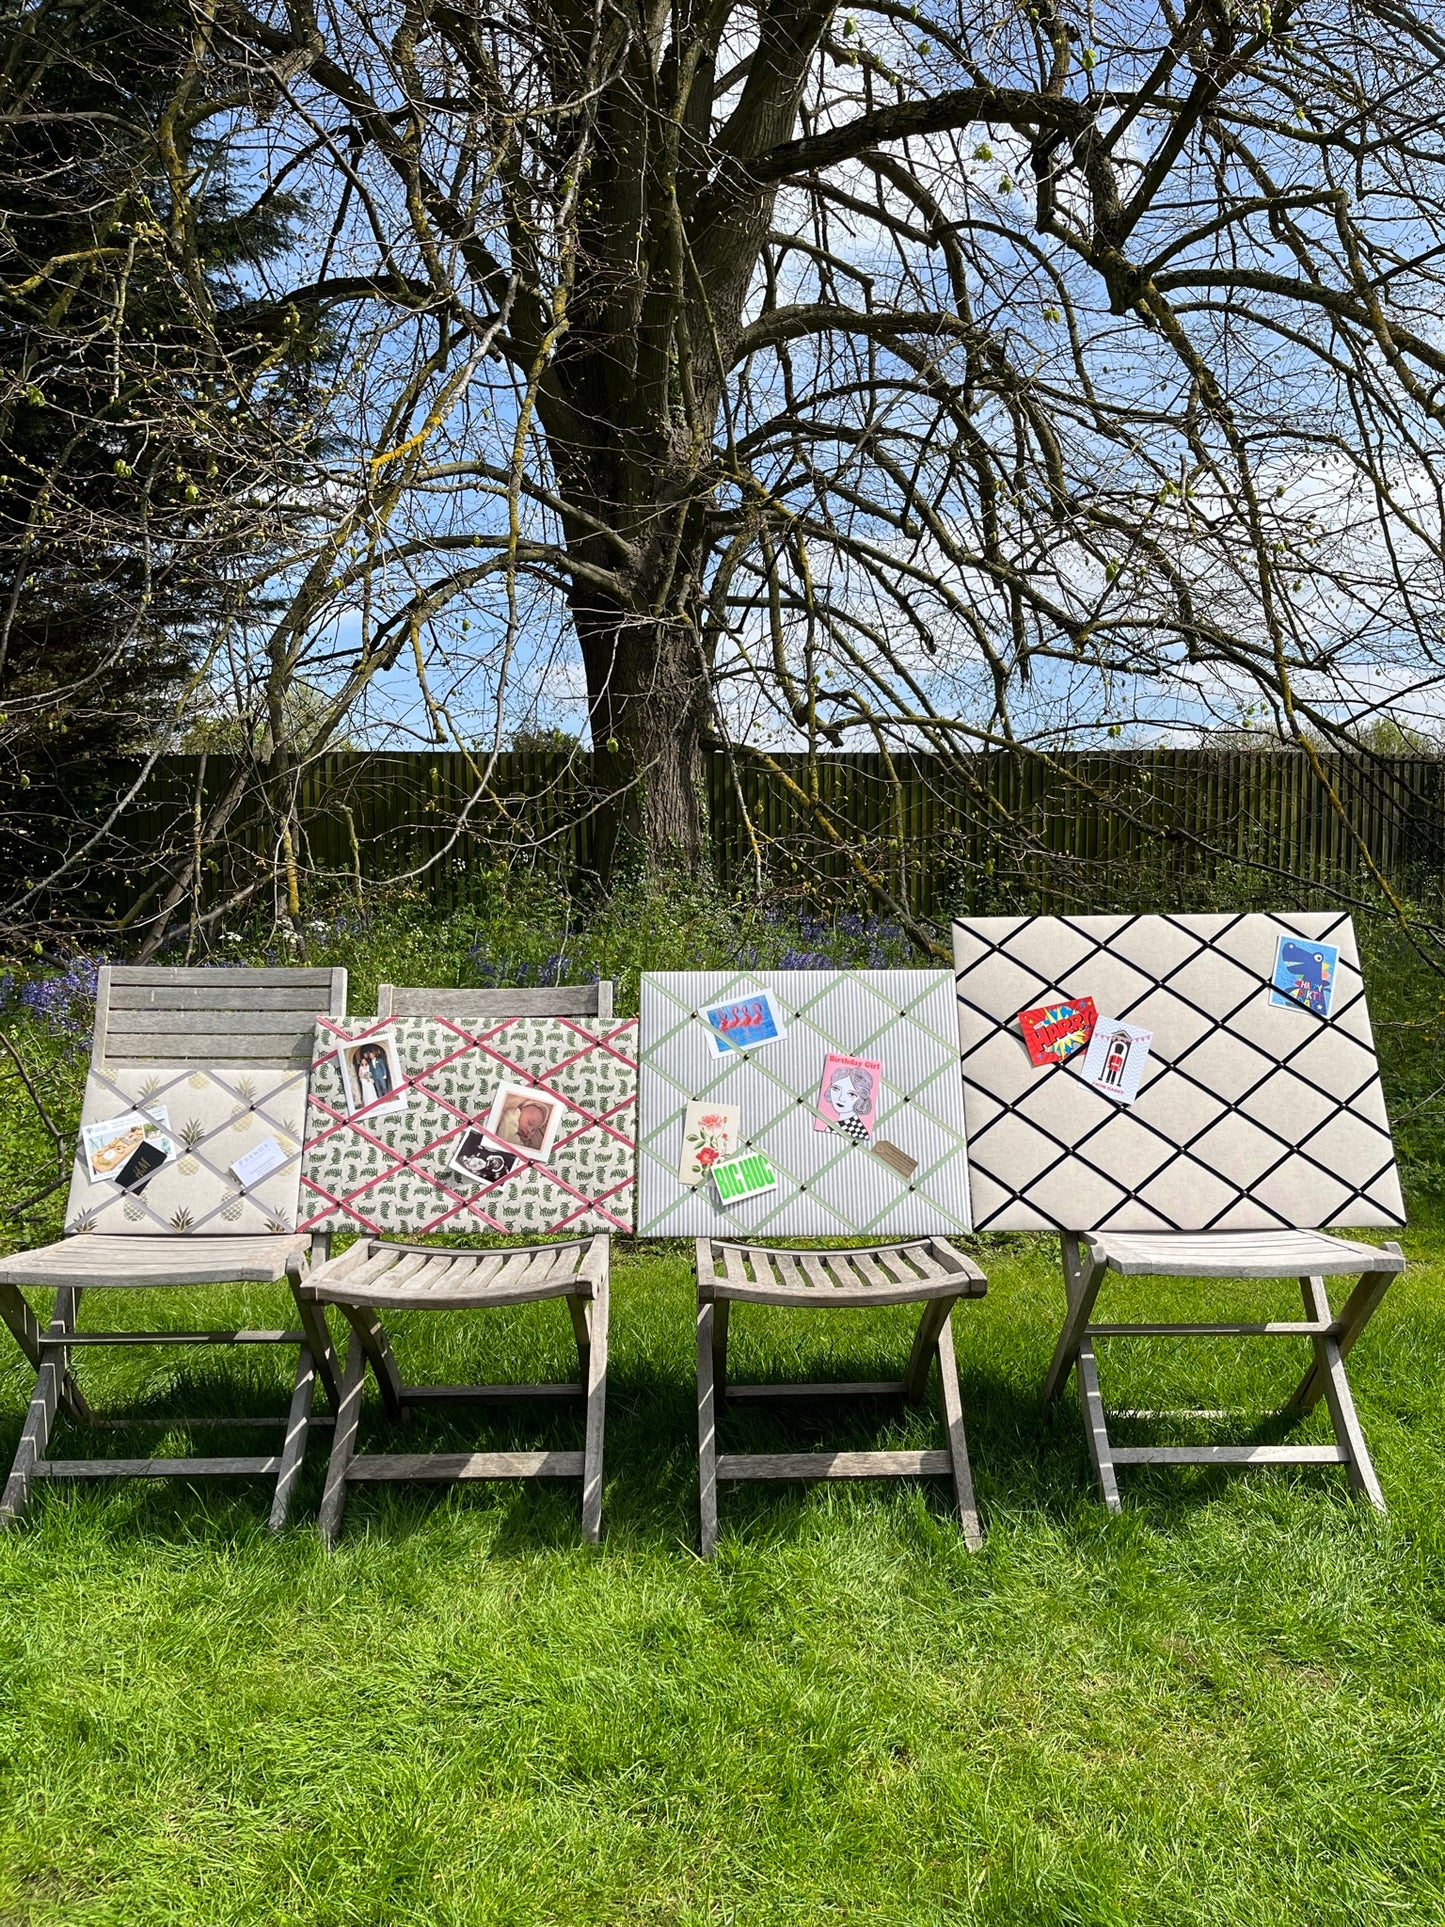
[{"left": 678, "top": 1100, "right": 741, "bottom": 1183}]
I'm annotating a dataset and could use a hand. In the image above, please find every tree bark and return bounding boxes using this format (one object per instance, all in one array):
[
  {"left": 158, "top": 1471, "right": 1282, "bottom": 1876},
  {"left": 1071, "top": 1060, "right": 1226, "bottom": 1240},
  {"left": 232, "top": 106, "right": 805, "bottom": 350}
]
[{"left": 573, "top": 598, "right": 711, "bottom": 881}]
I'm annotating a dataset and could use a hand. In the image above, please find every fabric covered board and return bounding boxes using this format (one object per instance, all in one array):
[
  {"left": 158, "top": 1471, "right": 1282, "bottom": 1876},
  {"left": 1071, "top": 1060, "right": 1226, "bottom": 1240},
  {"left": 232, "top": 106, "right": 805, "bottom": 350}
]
[
  {"left": 65, "top": 1065, "right": 307, "bottom": 1235},
  {"left": 952, "top": 912, "right": 1405, "bottom": 1232},
  {"left": 637, "top": 970, "right": 972, "bottom": 1237},
  {"left": 300, "top": 1014, "right": 637, "bottom": 1236}
]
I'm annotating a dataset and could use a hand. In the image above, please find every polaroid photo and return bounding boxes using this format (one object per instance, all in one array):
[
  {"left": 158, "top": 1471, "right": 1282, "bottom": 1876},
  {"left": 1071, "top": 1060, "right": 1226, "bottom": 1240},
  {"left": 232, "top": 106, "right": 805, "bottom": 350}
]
[
  {"left": 1078, "top": 1018, "right": 1153, "bottom": 1105},
  {"left": 1270, "top": 934, "right": 1340, "bottom": 1019},
  {"left": 81, "top": 1109, "right": 176, "bottom": 1186},
  {"left": 678, "top": 1100, "right": 741, "bottom": 1184},
  {"left": 701, "top": 988, "right": 787, "bottom": 1056},
  {"left": 814, "top": 1052, "right": 883, "bottom": 1144},
  {"left": 449, "top": 1130, "right": 523, "bottom": 1186},
  {"left": 484, "top": 1082, "right": 568, "bottom": 1163},
  {"left": 337, "top": 1026, "right": 408, "bottom": 1118}
]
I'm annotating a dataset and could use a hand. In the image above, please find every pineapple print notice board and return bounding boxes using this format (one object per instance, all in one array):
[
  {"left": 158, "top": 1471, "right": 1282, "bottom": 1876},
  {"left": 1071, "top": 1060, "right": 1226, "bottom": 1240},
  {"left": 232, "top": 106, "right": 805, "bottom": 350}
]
[
  {"left": 65, "top": 1065, "right": 307, "bottom": 1235},
  {"left": 299, "top": 1014, "right": 638, "bottom": 1237}
]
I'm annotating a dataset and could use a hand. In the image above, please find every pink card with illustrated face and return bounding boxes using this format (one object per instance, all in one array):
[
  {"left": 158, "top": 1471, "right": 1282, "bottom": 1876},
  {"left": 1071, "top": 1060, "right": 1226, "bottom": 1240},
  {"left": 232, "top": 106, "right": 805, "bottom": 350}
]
[{"left": 814, "top": 1052, "right": 883, "bottom": 1143}]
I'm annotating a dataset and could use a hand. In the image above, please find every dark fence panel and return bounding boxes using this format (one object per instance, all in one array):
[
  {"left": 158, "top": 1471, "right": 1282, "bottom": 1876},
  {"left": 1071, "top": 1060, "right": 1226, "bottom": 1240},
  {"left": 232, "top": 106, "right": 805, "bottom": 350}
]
[{"left": 103, "top": 747, "right": 1445, "bottom": 924}]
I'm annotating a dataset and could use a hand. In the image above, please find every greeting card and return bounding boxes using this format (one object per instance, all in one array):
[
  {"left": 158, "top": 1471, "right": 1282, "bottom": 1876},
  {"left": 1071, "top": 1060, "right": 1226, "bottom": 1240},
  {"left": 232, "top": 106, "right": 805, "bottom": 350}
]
[
  {"left": 1078, "top": 1018, "right": 1153, "bottom": 1105},
  {"left": 678, "top": 1100, "right": 742, "bottom": 1184},
  {"left": 701, "top": 988, "right": 787, "bottom": 1055},
  {"left": 1270, "top": 934, "right": 1339, "bottom": 1018},
  {"left": 813, "top": 1052, "right": 883, "bottom": 1144},
  {"left": 1018, "top": 997, "right": 1097, "bottom": 1066}
]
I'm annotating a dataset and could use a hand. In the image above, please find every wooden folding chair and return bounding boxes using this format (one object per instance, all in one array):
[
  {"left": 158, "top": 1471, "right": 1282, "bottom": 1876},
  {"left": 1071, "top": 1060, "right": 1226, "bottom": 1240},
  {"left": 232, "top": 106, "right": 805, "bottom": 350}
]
[
  {"left": 0, "top": 964, "right": 346, "bottom": 1529},
  {"left": 1044, "top": 1230, "right": 1405, "bottom": 1510},
  {"left": 303, "top": 981, "right": 615, "bottom": 1547},
  {"left": 953, "top": 911, "right": 1409, "bottom": 1513},
  {"left": 695, "top": 1237, "right": 987, "bottom": 1557}
]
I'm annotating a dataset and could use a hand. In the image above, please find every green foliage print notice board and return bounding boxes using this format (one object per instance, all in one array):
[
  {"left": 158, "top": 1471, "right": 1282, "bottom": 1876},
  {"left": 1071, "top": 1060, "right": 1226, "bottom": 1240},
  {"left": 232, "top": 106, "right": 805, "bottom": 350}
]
[{"left": 637, "top": 970, "right": 972, "bottom": 1238}]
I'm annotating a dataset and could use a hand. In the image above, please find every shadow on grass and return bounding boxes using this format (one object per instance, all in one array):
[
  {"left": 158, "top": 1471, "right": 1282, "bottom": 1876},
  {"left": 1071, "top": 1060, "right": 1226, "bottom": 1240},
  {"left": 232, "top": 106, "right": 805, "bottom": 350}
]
[{"left": 0, "top": 1306, "right": 1384, "bottom": 1557}]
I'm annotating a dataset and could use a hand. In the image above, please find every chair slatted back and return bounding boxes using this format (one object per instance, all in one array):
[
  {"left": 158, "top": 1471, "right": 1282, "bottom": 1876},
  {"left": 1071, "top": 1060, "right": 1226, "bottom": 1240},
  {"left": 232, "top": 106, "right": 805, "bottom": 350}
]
[
  {"left": 376, "top": 981, "right": 613, "bottom": 1020},
  {"left": 95, "top": 965, "right": 348, "bottom": 1072}
]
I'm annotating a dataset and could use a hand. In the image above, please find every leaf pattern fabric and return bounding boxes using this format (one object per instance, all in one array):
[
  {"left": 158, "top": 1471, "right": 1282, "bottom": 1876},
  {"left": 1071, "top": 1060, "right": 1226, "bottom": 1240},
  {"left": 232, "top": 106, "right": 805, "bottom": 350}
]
[
  {"left": 65, "top": 1067, "right": 306, "bottom": 1236},
  {"left": 300, "top": 1015, "right": 637, "bottom": 1235}
]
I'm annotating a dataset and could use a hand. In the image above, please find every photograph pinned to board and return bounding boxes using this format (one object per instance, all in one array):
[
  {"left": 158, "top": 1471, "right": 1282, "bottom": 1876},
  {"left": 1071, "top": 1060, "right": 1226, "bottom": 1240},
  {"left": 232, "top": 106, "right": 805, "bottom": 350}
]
[
  {"left": 338, "top": 1026, "right": 408, "bottom": 1118},
  {"left": 81, "top": 1109, "right": 176, "bottom": 1187},
  {"left": 712, "top": 1150, "right": 779, "bottom": 1206},
  {"left": 814, "top": 1052, "right": 882, "bottom": 1144},
  {"left": 449, "top": 1130, "right": 523, "bottom": 1186},
  {"left": 1018, "top": 997, "right": 1097, "bottom": 1066},
  {"left": 1078, "top": 1019, "right": 1153, "bottom": 1105},
  {"left": 678, "top": 1100, "right": 741, "bottom": 1184},
  {"left": 700, "top": 987, "right": 787, "bottom": 1056},
  {"left": 484, "top": 1081, "right": 568, "bottom": 1162},
  {"left": 1270, "top": 934, "right": 1339, "bottom": 1018}
]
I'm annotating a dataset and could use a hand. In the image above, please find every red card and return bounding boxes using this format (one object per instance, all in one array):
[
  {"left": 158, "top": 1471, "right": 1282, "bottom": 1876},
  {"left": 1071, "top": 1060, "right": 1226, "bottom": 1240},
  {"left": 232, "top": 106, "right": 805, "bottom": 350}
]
[{"left": 1018, "top": 998, "right": 1097, "bottom": 1067}]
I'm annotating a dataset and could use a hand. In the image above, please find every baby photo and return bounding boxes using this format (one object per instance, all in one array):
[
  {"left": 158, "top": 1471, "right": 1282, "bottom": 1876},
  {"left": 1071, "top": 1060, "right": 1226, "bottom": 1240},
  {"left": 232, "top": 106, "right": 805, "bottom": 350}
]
[
  {"left": 338, "top": 1027, "right": 408, "bottom": 1118},
  {"left": 449, "top": 1131, "right": 522, "bottom": 1186},
  {"left": 814, "top": 1052, "right": 882, "bottom": 1145},
  {"left": 484, "top": 1082, "right": 567, "bottom": 1162}
]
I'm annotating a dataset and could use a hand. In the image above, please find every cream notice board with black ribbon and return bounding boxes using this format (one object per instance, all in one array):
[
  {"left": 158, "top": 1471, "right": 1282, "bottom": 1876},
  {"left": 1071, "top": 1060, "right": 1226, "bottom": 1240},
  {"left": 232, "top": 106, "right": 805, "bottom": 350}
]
[{"left": 952, "top": 911, "right": 1405, "bottom": 1234}]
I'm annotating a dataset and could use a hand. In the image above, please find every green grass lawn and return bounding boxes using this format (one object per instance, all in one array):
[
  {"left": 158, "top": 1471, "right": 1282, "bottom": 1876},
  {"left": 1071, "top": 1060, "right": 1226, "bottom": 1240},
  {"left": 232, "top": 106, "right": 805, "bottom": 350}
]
[
  {"left": 1, "top": 1220, "right": 1443, "bottom": 1926},
  {"left": 1, "top": 889, "right": 1442, "bottom": 1925}
]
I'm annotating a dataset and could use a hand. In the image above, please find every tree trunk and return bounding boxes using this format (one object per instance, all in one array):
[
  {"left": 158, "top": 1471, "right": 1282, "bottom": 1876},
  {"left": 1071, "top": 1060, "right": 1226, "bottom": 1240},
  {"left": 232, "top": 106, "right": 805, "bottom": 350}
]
[{"left": 575, "top": 601, "right": 711, "bottom": 884}]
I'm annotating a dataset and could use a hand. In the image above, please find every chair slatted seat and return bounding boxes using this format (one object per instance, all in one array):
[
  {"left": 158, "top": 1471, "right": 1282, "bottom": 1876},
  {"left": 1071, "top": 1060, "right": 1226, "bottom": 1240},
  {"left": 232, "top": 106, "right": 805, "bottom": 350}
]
[
  {"left": 1, "top": 964, "right": 346, "bottom": 1530},
  {"left": 301, "top": 981, "right": 615, "bottom": 1548}
]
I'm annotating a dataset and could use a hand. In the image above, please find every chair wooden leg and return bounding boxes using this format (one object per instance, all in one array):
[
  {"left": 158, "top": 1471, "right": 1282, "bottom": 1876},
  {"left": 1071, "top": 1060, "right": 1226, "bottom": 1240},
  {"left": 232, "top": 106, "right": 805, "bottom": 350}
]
[
  {"left": 579, "top": 1278, "right": 609, "bottom": 1545},
  {"left": 0, "top": 1281, "right": 91, "bottom": 1423},
  {"left": 1296, "top": 1275, "right": 1386, "bottom": 1512},
  {"left": 1042, "top": 1235, "right": 1107, "bottom": 1401},
  {"left": 1, "top": 1284, "right": 78, "bottom": 1526},
  {"left": 291, "top": 1274, "right": 341, "bottom": 1410},
  {"left": 1076, "top": 1338, "right": 1121, "bottom": 1511},
  {"left": 567, "top": 1293, "right": 591, "bottom": 1382},
  {"left": 1285, "top": 1263, "right": 1397, "bottom": 1415},
  {"left": 339, "top": 1304, "right": 404, "bottom": 1419},
  {"left": 903, "top": 1297, "right": 953, "bottom": 1404},
  {"left": 697, "top": 1299, "right": 720, "bottom": 1559},
  {"left": 712, "top": 1297, "right": 730, "bottom": 1406},
  {"left": 317, "top": 1336, "right": 367, "bottom": 1550},
  {"left": 934, "top": 1308, "right": 982, "bottom": 1550},
  {"left": 268, "top": 1345, "right": 317, "bottom": 1532}
]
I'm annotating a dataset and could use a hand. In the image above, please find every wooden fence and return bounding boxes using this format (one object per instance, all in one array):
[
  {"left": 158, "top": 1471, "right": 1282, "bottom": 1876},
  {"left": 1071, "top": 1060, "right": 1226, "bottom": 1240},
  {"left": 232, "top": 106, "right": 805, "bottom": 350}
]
[{"left": 97, "top": 747, "right": 1445, "bottom": 923}]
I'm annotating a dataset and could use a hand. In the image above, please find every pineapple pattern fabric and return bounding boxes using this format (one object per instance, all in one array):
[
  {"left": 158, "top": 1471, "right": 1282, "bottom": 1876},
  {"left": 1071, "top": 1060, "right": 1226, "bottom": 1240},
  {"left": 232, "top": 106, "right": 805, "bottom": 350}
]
[
  {"left": 65, "top": 1067, "right": 307, "bottom": 1235},
  {"left": 300, "top": 1015, "right": 638, "bottom": 1236}
]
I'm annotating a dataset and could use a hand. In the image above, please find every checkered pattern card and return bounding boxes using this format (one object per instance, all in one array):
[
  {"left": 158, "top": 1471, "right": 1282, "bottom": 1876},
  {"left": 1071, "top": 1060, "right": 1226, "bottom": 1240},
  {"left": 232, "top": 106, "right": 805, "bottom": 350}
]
[
  {"left": 637, "top": 970, "right": 972, "bottom": 1237},
  {"left": 952, "top": 912, "right": 1405, "bottom": 1233},
  {"left": 300, "top": 1014, "right": 637, "bottom": 1237},
  {"left": 64, "top": 1064, "right": 306, "bottom": 1235}
]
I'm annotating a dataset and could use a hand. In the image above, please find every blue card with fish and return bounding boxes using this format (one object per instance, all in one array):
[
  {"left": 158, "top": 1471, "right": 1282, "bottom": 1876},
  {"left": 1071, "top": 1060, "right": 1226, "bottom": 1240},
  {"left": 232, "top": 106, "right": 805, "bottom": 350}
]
[{"left": 1270, "top": 934, "right": 1339, "bottom": 1018}]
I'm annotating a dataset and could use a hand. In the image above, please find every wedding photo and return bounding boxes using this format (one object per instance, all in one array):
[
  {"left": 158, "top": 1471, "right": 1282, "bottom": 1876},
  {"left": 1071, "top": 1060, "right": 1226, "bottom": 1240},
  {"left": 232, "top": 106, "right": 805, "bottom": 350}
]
[{"left": 338, "top": 1028, "right": 407, "bottom": 1117}]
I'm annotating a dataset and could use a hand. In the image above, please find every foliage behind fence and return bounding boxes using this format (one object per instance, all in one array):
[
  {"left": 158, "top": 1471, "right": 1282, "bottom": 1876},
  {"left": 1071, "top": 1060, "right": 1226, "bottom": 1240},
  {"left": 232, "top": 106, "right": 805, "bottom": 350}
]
[{"left": 86, "top": 747, "right": 1445, "bottom": 926}]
